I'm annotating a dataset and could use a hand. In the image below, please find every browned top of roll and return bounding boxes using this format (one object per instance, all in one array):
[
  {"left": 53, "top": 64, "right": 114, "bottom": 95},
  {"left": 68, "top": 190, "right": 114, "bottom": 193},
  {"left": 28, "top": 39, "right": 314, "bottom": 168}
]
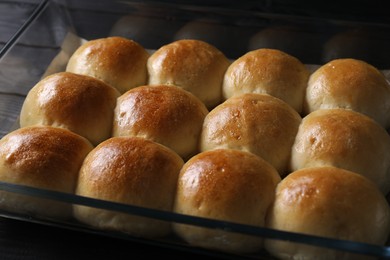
[
  {"left": 20, "top": 72, "right": 120, "bottom": 146},
  {"left": 266, "top": 166, "right": 390, "bottom": 245},
  {"left": 24, "top": 72, "right": 118, "bottom": 125},
  {"left": 0, "top": 126, "right": 93, "bottom": 192},
  {"left": 147, "top": 39, "right": 230, "bottom": 109},
  {"left": 175, "top": 149, "right": 281, "bottom": 224},
  {"left": 304, "top": 58, "right": 390, "bottom": 128},
  {"left": 77, "top": 136, "right": 184, "bottom": 208},
  {"left": 149, "top": 39, "right": 222, "bottom": 74},
  {"left": 310, "top": 59, "right": 388, "bottom": 90},
  {"left": 222, "top": 48, "right": 309, "bottom": 113},
  {"left": 113, "top": 84, "right": 208, "bottom": 159},
  {"left": 200, "top": 93, "right": 301, "bottom": 176},
  {"left": 114, "top": 85, "right": 207, "bottom": 136},
  {"left": 291, "top": 108, "right": 390, "bottom": 194},
  {"left": 66, "top": 36, "right": 149, "bottom": 93},
  {"left": 293, "top": 108, "right": 390, "bottom": 161}
]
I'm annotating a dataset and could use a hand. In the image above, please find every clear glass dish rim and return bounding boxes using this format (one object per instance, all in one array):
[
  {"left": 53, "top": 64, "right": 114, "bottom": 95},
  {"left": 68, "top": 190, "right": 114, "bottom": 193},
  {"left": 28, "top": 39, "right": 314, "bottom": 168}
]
[
  {"left": 1, "top": 1, "right": 390, "bottom": 258},
  {"left": 0, "top": 181, "right": 388, "bottom": 258}
]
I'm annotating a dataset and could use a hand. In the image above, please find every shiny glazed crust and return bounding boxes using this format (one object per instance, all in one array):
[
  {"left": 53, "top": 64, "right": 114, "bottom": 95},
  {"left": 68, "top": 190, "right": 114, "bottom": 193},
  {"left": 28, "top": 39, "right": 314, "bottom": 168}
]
[
  {"left": 74, "top": 136, "right": 184, "bottom": 238},
  {"left": 147, "top": 39, "right": 230, "bottom": 109},
  {"left": 0, "top": 126, "right": 93, "bottom": 218},
  {"left": 265, "top": 166, "right": 390, "bottom": 260},
  {"left": 66, "top": 36, "right": 149, "bottom": 93},
  {"left": 222, "top": 48, "right": 310, "bottom": 114},
  {"left": 304, "top": 58, "right": 390, "bottom": 128},
  {"left": 291, "top": 108, "right": 390, "bottom": 194},
  {"left": 200, "top": 93, "right": 301, "bottom": 176},
  {"left": 20, "top": 72, "right": 120, "bottom": 146},
  {"left": 173, "top": 149, "right": 281, "bottom": 253},
  {"left": 112, "top": 84, "right": 208, "bottom": 160}
]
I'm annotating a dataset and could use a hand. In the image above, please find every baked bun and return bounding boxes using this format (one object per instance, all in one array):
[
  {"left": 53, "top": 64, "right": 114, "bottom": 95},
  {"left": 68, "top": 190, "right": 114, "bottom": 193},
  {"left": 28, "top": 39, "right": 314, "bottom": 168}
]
[
  {"left": 66, "top": 36, "right": 149, "bottom": 94},
  {"left": 0, "top": 126, "right": 93, "bottom": 219},
  {"left": 265, "top": 166, "right": 390, "bottom": 260},
  {"left": 147, "top": 39, "right": 230, "bottom": 109},
  {"left": 73, "top": 136, "right": 184, "bottom": 238},
  {"left": 200, "top": 93, "right": 301, "bottom": 176},
  {"left": 20, "top": 72, "right": 120, "bottom": 146},
  {"left": 112, "top": 84, "right": 208, "bottom": 160},
  {"left": 222, "top": 48, "right": 310, "bottom": 114},
  {"left": 173, "top": 149, "right": 281, "bottom": 254},
  {"left": 291, "top": 108, "right": 390, "bottom": 194},
  {"left": 304, "top": 58, "right": 390, "bottom": 128}
]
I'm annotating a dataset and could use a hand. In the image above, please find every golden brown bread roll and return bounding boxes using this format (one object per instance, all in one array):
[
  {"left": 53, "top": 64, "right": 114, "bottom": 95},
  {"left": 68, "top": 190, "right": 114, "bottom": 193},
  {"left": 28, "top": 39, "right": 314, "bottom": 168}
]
[
  {"left": 265, "top": 166, "right": 390, "bottom": 260},
  {"left": 112, "top": 84, "right": 208, "bottom": 160},
  {"left": 200, "top": 93, "right": 301, "bottom": 176},
  {"left": 73, "top": 136, "right": 184, "bottom": 238},
  {"left": 66, "top": 36, "right": 149, "bottom": 94},
  {"left": 19, "top": 72, "right": 120, "bottom": 146},
  {"left": 222, "top": 48, "right": 310, "bottom": 114},
  {"left": 173, "top": 149, "right": 281, "bottom": 254},
  {"left": 304, "top": 58, "right": 390, "bottom": 128},
  {"left": 147, "top": 39, "right": 230, "bottom": 109},
  {"left": 290, "top": 108, "right": 390, "bottom": 194},
  {"left": 0, "top": 126, "right": 93, "bottom": 219}
]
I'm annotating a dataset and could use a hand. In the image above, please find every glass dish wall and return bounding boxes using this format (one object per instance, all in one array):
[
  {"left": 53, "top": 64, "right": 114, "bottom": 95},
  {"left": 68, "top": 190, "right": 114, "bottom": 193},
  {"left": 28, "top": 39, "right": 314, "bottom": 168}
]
[{"left": 1, "top": 0, "right": 390, "bottom": 259}]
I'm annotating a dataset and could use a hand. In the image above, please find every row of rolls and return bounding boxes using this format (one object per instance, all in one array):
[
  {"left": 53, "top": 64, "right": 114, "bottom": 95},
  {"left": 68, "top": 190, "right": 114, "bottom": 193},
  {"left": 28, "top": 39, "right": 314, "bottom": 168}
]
[{"left": 1, "top": 36, "right": 390, "bottom": 259}]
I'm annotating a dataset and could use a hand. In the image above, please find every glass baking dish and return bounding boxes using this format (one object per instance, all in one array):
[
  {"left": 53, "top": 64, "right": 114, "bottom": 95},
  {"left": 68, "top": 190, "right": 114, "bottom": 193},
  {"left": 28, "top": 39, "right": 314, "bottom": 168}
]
[
  {"left": 0, "top": 0, "right": 45, "bottom": 51},
  {"left": 1, "top": 0, "right": 390, "bottom": 259}
]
